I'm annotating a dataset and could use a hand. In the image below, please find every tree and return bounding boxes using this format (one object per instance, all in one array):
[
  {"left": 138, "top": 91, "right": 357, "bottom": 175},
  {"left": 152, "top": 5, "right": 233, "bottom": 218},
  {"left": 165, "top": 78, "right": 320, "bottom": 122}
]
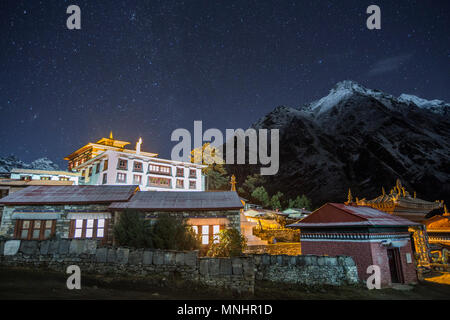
[
  {"left": 191, "top": 143, "right": 230, "bottom": 190},
  {"left": 251, "top": 186, "right": 270, "bottom": 207},
  {"left": 113, "top": 210, "right": 153, "bottom": 248},
  {"left": 288, "top": 194, "right": 312, "bottom": 211},
  {"left": 238, "top": 174, "right": 265, "bottom": 199},
  {"left": 206, "top": 228, "right": 247, "bottom": 257},
  {"left": 113, "top": 211, "right": 200, "bottom": 250},
  {"left": 270, "top": 191, "right": 284, "bottom": 210},
  {"left": 151, "top": 214, "right": 200, "bottom": 251}
]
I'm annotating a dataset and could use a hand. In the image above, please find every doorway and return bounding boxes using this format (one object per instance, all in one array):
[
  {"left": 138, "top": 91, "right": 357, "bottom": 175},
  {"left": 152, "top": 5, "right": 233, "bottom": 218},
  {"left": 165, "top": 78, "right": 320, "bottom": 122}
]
[{"left": 387, "top": 248, "right": 404, "bottom": 284}]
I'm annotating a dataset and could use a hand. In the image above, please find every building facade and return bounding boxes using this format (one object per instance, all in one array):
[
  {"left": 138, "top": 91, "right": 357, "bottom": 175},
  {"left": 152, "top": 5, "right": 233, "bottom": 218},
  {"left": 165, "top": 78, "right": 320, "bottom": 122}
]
[
  {"left": 0, "top": 186, "right": 243, "bottom": 250},
  {"left": 288, "top": 203, "right": 419, "bottom": 287},
  {"left": 9, "top": 168, "right": 80, "bottom": 185},
  {"left": 64, "top": 133, "right": 206, "bottom": 191},
  {"left": 0, "top": 185, "right": 138, "bottom": 244}
]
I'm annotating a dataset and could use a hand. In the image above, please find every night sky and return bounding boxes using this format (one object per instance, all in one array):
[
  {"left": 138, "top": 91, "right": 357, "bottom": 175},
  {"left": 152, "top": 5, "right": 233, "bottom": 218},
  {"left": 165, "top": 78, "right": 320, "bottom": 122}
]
[{"left": 1, "top": 0, "right": 449, "bottom": 168}]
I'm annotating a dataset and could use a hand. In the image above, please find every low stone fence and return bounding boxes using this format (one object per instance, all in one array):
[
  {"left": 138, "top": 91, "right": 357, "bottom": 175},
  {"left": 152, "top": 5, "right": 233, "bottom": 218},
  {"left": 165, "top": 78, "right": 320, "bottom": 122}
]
[
  {"left": 254, "top": 228, "right": 300, "bottom": 242},
  {"left": 0, "top": 239, "right": 359, "bottom": 294},
  {"left": 252, "top": 254, "right": 359, "bottom": 286},
  {"left": 245, "top": 243, "right": 302, "bottom": 255}
]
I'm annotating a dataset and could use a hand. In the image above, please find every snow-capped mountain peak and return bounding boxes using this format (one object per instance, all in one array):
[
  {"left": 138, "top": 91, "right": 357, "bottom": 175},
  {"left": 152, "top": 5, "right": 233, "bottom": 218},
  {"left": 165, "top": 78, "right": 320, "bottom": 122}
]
[
  {"left": 0, "top": 155, "right": 60, "bottom": 174},
  {"left": 398, "top": 93, "right": 450, "bottom": 114}
]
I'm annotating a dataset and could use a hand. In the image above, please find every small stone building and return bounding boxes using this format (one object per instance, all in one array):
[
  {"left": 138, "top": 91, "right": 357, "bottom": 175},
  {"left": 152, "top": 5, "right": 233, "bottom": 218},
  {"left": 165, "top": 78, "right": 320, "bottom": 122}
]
[
  {"left": 0, "top": 185, "right": 138, "bottom": 244},
  {"left": 109, "top": 190, "right": 243, "bottom": 247},
  {"left": 0, "top": 186, "right": 243, "bottom": 248},
  {"left": 288, "top": 203, "right": 419, "bottom": 287}
]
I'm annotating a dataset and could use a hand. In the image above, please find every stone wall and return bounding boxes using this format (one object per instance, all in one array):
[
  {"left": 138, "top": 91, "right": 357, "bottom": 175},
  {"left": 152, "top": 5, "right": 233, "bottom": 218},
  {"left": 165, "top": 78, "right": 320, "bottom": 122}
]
[
  {"left": 252, "top": 254, "right": 359, "bottom": 286},
  {"left": 0, "top": 239, "right": 359, "bottom": 294},
  {"left": 245, "top": 242, "right": 302, "bottom": 255},
  {"left": 254, "top": 228, "right": 300, "bottom": 243}
]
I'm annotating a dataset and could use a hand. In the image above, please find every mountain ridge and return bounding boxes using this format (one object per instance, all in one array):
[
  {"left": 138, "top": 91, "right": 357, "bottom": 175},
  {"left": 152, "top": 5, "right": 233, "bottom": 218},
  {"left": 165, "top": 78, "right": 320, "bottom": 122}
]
[{"left": 245, "top": 81, "right": 450, "bottom": 207}]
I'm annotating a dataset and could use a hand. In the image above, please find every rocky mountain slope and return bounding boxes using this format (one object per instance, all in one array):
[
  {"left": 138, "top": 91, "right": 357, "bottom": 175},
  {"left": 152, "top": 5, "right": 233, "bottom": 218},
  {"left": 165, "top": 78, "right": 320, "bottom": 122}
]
[
  {"left": 0, "top": 155, "right": 60, "bottom": 175},
  {"left": 244, "top": 80, "right": 450, "bottom": 207}
]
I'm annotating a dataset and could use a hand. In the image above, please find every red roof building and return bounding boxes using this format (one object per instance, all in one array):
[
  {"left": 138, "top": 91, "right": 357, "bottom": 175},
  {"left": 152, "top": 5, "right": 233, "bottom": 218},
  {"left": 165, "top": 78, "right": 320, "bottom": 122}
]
[{"left": 288, "top": 203, "right": 419, "bottom": 287}]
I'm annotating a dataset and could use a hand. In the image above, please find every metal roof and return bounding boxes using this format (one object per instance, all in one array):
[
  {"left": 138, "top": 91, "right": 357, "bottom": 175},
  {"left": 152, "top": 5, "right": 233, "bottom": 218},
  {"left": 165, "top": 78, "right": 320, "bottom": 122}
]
[
  {"left": 0, "top": 185, "right": 138, "bottom": 205},
  {"left": 109, "top": 191, "right": 243, "bottom": 211},
  {"left": 287, "top": 203, "right": 419, "bottom": 228}
]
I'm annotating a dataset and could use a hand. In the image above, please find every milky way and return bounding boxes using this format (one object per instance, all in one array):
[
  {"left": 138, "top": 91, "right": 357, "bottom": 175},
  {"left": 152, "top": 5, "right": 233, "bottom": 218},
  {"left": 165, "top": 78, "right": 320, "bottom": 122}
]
[{"left": 1, "top": 0, "right": 449, "bottom": 167}]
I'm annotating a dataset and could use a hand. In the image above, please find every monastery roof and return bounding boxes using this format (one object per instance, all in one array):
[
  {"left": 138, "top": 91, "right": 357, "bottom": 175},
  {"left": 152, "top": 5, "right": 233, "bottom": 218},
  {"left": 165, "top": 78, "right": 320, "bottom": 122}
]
[
  {"left": 0, "top": 179, "right": 75, "bottom": 187},
  {"left": 287, "top": 203, "right": 419, "bottom": 228},
  {"left": 10, "top": 168, "right": 81, "bottom": 176},
  {"left": 0, "top": 185, "right": 138, "bottom": 205},
  {"left": 109, "top": 191, "right": 243, "bottom": 211}
]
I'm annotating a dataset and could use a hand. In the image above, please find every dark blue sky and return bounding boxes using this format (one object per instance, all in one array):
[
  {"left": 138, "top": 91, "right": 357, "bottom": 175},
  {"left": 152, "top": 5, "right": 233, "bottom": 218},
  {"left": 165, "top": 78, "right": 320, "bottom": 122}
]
[{"left": 1, "top": 0, "right": 449, "bottom": 168}]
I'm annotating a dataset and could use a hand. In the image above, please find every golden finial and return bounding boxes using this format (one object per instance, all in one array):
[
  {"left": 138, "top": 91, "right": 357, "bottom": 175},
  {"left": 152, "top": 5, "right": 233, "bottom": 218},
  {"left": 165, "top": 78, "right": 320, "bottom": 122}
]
[
  {"left": 346, "top": 188, "right": 353, "bottom": 204},
  {"left": 382, "top": 187, "right": 386, "bottom": 195},
  {"left": 444, "top": 205, "right": 449, "bottom": 216},
  {"left": 109, "top": 131, "right": 113, "bottom": 140},
  {"left": 401, "top": 187, "right": 406, "bottom": 197},
  {"left": 414, "top": 191, "right": 416, "bottom": 199},
  {"left": 230, "top": 174, "right": 236, "bottom": 191}
]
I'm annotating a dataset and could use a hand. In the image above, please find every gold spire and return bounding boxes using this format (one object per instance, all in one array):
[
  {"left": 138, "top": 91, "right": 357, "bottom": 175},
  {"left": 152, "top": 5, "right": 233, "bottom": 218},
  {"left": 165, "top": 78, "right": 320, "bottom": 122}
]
[
  {"left": 444, "top": 205, "right": 449, "bottom": 217},
  {"left": 230, "top": 174, "right": 236, "bottom": 191},
  {"left": 382, "top": 186, "right": 386, "bottom": 195},
  {"left": 346, "top": 188, "right": 353, "bottom": 204},
  {"left": 109, "top": 131, "right": 113, "bottom": 140}
]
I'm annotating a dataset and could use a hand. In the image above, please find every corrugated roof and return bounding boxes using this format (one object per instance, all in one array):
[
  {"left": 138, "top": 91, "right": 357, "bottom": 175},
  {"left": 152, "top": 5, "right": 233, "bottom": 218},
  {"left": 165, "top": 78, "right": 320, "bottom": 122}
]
[
  {"left": 0, "top": 185, "right": 138, "bottom": 205},
  {"left": 287, "top": 203, "right": 419, "bottom": 228},
  {"left": 109, "top": 191, "right": 243, "bottom": 211}
]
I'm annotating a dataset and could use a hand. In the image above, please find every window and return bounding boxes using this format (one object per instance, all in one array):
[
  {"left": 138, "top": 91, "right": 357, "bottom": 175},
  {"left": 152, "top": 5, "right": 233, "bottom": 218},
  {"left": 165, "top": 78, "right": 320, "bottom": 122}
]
[
  {"left": 192, "top": 226, "right": 198, "bottom": 234},
  {"left": 71, "top": 219, "right": 106, "bottom": 239},
  {"left": 189, "top": 180, "right": 196, "bottom": 189},
  {"left": 15, "top": 220, "right": 55, "bottom": 240},
  {"left": 176, "top": 167, "right": 184, "bottom": 177},
  {"left": 103, "top": 159, "right": 108, "bottom": 171},
  {"left": 102, "top": 173, "right": 107, "bottom": 184},
  {"left": 40, "top": 176, "right": 51, "bottom": 181},
  {"left": 88, "top": 167, "right": 93, "bottom": 176},
  {"left": 20, "top": 175, "right": 31, "bottom": 181},
  {"left": 133, "top": 174, "right": 142, "bottom": 185},
  {"left": 189, "top": 169, "right": 197, "bottom": 178},
  {"left": 95, "top": 163, "right": 100, "bottom": 173},
  {"left": 148, "top": 164, "right": 171, "bottom": 175},
  {"left": 116, "top": 172, "right": 127, "bottom": 183},
  {"left": 59, "top": 177, "right": 70, "bottom": 181},
  {"left": 118, "top": 159, "right": 128, "bottom": 170},
  {"left": 201, "top": 225, "right": 209, "bottom": 245},
  {"left": 176, "top": 179, "right": 184, "bottom": 189},
  {"left": 133, "top": 161, "right": 143, "bottom": 172},
  {"left": 213, "top": 225, "right": 220, "bottom": 244},
  {"left": 148, "top": 177, "right": 171, "bottom": 188}
]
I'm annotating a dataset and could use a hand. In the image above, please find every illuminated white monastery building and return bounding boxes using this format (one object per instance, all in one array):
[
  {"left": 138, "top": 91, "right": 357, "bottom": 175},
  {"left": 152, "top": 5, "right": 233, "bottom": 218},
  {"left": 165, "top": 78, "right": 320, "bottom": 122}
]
[{"left": 64, "top": 133, "right": 206, "bottom": 191}]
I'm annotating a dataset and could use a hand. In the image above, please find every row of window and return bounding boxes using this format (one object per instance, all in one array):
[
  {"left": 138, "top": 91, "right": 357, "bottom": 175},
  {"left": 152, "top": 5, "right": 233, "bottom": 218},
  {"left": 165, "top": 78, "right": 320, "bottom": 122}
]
[
  {"left": 118, "top": 159, "right": 197, "bottom": 177},
  {"left": 191, "top": 225, "right": 221, "bottom": 245},
  {"left": 20, "top": 176, "right": 71, "bottom": 181},
  {"left": 15, "top": 219, "right": 107, "bottom": 240},
  {"left": 15, "top": 220, "right": 224, "bottom": 246},
  {"left": 106, "top": 173, "right": 197, "bottom": 189}
]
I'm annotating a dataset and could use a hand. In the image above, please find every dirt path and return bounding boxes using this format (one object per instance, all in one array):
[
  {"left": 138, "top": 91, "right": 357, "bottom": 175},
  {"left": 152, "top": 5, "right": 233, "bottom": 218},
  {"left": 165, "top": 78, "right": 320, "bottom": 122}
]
[{"left": 1, "top": 266, "right": 449, "bottom": 300}]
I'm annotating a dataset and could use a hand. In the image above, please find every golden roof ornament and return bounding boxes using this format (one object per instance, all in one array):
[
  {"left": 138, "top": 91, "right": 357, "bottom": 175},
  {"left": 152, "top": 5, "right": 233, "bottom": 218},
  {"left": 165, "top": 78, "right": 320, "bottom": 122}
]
[
  {"left": 346, "top": 188, "right": 353, "bottom": 204},
  {"left": 444, "top": 205, "right": 449, "bottom": 217},
  {"left": 382, "top": 187, "right": 386, "bottom": 195},
  {"left": 230, "top": 174, "right": 237, "bottom": 191}
]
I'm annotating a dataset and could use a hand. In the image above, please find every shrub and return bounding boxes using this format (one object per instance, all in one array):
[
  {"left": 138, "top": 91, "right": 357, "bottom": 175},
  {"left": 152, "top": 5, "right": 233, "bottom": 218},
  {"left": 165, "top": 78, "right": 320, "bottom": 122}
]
[
  {"left": 113, "top": 210, "right": 153, "bottom": 248},
  {"left": 113, "top": 211, "right": 200, "bottom": 250},
  {"left": 151, "top": 214, "right": 200, "bottom": 251},
  {"left": 206, "top": 228, "right": 247, "bottom": 257}
]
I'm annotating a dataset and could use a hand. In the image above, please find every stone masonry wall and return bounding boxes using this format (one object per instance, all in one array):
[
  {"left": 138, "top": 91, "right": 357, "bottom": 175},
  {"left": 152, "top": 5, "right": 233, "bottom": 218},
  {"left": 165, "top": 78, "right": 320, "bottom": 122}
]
[{"left": 0, "top": 239, "right": 359, "bottom": 294}]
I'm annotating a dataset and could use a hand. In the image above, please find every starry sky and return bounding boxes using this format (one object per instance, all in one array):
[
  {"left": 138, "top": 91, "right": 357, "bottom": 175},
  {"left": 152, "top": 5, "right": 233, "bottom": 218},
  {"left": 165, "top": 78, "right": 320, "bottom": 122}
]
[{"left": 1, "top": 0, "right": 449, "bottom": 168}]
